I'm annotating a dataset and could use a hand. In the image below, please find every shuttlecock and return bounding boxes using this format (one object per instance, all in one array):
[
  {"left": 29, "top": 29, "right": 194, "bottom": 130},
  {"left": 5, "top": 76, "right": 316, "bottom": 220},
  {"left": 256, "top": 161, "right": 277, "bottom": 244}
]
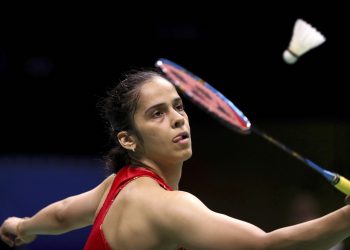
[{"left": 283, "top": 19, "right": 326, "bottom": 64}]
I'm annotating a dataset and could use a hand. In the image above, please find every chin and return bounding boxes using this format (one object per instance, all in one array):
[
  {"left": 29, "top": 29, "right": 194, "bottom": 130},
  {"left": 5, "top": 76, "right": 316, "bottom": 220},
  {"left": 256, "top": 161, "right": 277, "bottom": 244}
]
[{"left": 181, "top": 149, "right": 193, "bottom": 161}]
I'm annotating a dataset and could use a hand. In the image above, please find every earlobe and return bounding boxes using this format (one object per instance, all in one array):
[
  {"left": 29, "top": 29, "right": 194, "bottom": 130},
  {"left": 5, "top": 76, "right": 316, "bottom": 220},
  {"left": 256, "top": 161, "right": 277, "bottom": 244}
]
[{"left": 117, "top": 131, "right": 136, "bottom": 151}]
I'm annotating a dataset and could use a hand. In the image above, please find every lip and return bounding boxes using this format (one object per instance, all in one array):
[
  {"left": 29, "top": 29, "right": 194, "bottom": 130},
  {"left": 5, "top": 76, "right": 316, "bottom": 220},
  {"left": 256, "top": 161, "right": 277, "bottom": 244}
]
[{"left": 172, "top": 131, "right": 190, "bottom": 143}]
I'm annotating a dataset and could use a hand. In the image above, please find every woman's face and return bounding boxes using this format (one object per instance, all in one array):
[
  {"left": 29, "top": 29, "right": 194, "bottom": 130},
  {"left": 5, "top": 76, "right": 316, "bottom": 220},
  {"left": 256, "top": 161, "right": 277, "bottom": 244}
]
[{"left": 132, "top": 76, "right": 192, "bottom": 166}]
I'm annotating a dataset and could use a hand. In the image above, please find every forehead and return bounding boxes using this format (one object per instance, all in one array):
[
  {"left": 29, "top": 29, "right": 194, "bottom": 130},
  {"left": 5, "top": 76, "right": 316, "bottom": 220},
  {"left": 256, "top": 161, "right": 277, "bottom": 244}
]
[{"left": 137, "top": 77, "right": 180, "bottom": 110}]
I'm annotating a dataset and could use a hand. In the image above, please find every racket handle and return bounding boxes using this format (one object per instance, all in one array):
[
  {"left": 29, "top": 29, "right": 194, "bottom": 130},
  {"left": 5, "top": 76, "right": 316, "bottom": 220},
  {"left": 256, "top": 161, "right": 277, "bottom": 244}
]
[{"left": 333, "top": 174, "right": 350, "bottom": 195}]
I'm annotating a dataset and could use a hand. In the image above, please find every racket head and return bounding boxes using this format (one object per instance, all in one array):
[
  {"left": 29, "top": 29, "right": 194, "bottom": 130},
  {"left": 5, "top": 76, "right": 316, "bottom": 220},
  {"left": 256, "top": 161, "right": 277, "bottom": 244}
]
[{"left": 155, "top": 58, "right": 251, "bottom": 134}]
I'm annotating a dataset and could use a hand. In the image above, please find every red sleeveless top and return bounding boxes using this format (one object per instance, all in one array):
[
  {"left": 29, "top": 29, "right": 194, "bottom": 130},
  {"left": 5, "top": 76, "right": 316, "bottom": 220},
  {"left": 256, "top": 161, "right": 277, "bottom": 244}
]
[{"left": 84, "top": 165, "right": 185, "bottom": 250}]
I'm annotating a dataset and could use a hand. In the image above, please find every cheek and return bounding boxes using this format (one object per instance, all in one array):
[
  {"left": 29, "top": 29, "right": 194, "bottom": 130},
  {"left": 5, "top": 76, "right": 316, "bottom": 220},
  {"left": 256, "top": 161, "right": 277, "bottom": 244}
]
[
  {"left": 142, "top": 127, "right": 172, "bottom": 152},
  {"left": 144, "top": 129, "right": 168, "bottom": 145}
]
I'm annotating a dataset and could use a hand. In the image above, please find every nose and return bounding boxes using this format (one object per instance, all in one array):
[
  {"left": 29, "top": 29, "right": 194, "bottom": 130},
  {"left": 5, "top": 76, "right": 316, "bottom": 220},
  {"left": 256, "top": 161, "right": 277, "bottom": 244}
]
[{"left": 171, "top": 109, "right": 185, "bottom": 129}]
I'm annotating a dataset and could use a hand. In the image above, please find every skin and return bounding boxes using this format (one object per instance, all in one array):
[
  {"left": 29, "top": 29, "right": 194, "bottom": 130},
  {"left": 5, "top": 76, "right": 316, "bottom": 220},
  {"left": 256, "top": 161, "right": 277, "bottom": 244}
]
[{"left": 1, "top": 76, "right": 350, "bottom": 250}]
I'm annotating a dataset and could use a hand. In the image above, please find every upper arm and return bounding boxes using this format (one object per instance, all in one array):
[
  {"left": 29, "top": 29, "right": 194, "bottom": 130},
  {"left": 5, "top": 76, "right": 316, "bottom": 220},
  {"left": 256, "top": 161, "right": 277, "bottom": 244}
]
[
  {"left": 157, "top": 191, "right": 267, "bottom": 250},
  {"left": 56, "top": 174, "right": 115, "bottom": 230}
]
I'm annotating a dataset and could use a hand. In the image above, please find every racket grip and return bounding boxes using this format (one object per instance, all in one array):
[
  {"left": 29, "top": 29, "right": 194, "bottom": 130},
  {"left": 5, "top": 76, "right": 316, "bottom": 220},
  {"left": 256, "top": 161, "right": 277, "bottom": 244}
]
[{"left": 333, "top": 174, "right": 350, "bottom": 195}]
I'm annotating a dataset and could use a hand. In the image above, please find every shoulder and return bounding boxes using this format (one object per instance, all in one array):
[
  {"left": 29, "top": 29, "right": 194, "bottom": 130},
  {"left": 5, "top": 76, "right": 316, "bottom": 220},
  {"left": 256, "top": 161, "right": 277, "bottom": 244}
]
[
  {"left": 102, "top": 173, "right": 116, "bottom": 188},
  {"left": 95, "top": 173, "right": 115, "bottom": 193},
  {"left": 123, "top": 178, "right": 224, "bottom": 246},
  {"left": 114, "top": 176, "right": 205, "bottom": 219},
  {"left": 110, "top": 177, "right": 266, "bottom": 249},
  {"left": 120, "top": 176, "right": 202, "bottom": 206},
  {"left": 120, "top": 176, "right": 208, "bottom": 228},
  {"left": 89, "top": 174, "right": 116, "bottom": 203}
]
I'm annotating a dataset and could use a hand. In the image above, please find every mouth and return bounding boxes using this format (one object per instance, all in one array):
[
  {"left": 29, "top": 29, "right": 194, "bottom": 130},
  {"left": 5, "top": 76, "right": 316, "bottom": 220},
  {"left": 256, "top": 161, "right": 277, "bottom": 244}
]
[{"left": 172, "top": 131, "right": 190, "bottom": 143}]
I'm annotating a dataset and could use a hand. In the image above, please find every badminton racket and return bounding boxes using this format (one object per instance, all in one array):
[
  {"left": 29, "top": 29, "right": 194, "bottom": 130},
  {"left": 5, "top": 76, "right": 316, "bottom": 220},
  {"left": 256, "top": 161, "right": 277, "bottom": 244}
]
[{"left": 155, "top": 58, "right": 350, "bottom": 196}]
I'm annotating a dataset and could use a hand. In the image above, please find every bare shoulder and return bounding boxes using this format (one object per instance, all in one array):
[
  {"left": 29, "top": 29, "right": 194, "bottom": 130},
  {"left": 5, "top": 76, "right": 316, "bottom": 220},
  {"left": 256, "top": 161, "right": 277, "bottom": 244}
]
[
  {"left": 103, "top": 173, "right": 116, "bottom": 185},
  {"left": 123, "top": 177, "right": 266, "bottom": 249},
  {"left": 120, "top": 177, "right": 208, "bottom": 226},
  {"left": 120, "top": 176, "right": 203, "bottom": 206},
  {"left": 109, "top": 177, "right": 266, "bottom": 249},
  {"left": 95, "top": 173, "right": 116, "bottom": 194},
  {"left": 91, "top": 174, "right": 116, "bottom": 215}
]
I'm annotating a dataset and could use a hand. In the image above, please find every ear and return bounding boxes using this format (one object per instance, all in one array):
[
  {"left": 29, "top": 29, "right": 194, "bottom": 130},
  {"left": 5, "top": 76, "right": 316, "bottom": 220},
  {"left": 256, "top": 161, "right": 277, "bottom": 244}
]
[{"left": 117, "top": 131, "right": 137, "bottom": 151}]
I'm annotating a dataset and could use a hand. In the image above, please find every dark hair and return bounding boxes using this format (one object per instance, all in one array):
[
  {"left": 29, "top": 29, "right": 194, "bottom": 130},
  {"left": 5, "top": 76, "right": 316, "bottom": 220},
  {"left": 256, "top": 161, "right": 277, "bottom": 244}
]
[{"left": 100, "top": 70, "right": 164, "bottom": 172}]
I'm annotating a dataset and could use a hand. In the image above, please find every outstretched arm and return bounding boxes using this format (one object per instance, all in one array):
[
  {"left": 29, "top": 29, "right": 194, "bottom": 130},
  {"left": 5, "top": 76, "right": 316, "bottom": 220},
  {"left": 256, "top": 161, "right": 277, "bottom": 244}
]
[
  {"left": 264, "top": 207, "right": 350, "bottom": 249},
  {"left": 0, "top": 174, "right": 114, "bottom": 247},
  {"left": 157, "top": 191, "right": 350, "bottom": 250}
]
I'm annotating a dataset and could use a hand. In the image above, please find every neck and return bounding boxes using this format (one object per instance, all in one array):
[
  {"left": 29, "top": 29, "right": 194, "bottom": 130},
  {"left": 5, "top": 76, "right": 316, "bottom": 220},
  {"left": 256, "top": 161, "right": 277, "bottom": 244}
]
[{"left": 130, "top": 158, "right": 183, "bottom": 190}]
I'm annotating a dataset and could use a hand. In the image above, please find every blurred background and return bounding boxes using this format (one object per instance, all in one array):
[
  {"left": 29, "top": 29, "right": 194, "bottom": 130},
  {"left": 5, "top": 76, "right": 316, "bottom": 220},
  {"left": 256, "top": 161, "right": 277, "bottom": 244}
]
[{"left": 1, "top": 3, "right": 349, "bottom": 249}]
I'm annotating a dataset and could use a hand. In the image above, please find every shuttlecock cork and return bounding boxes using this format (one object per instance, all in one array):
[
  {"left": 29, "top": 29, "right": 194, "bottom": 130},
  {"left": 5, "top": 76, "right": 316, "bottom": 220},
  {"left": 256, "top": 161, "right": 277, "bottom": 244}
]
[{"left": 283, "top": 19, "right": 326, "bottom": 64}]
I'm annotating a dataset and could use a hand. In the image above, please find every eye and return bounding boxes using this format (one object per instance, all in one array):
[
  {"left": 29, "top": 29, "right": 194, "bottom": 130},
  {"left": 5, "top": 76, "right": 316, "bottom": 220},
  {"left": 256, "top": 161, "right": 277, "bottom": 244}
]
[
  {"left": 176, "top": 103, "right": 185, "bottom": 111},
  {"left": 152, "top": 111, "right": 164, "bottom": 118}
]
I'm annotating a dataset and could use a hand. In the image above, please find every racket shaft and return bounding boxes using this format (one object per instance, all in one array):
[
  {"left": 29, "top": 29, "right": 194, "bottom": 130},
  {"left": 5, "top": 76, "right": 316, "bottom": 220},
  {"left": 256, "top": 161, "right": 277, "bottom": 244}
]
[
  {"left": 251, "top": 127, "right": 350, "bottom": 195},
  {"left": 252, "top": 127, "right": 326, "bottom": 175}
]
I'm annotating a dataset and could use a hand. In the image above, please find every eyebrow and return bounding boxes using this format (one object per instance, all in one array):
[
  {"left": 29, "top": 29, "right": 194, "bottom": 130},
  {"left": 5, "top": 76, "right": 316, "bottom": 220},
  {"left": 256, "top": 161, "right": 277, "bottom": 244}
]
[{"left": 144, "top": 97, "right": 182, "bottom": 115}]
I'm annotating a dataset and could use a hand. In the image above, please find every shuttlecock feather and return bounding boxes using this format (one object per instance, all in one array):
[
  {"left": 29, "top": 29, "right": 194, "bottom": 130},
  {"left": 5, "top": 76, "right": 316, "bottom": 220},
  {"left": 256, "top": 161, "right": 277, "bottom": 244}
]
[{"left": 283, "top": 19, "right": 326, "bottom": 64}]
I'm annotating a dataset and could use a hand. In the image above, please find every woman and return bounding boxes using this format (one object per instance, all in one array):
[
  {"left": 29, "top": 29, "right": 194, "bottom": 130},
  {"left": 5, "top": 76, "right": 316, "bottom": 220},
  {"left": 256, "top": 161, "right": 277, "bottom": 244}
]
[{"left": 1, "top": 70, "right": 350, "bottom": 250}]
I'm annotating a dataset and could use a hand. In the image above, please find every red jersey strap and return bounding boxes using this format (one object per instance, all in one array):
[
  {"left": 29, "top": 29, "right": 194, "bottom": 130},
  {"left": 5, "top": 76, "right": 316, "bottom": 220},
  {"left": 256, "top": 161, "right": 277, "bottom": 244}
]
[{"left": 84, "top": 165, "right": 185, "bottom": 250}]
